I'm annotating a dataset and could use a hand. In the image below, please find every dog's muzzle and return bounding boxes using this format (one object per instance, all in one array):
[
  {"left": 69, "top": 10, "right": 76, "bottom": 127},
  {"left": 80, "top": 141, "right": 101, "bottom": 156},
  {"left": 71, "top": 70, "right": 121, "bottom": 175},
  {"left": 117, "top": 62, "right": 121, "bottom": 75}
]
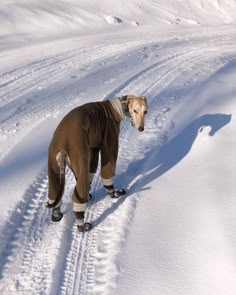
[{"left": 138, "top": 127, "right": 144, "bottom": 132}]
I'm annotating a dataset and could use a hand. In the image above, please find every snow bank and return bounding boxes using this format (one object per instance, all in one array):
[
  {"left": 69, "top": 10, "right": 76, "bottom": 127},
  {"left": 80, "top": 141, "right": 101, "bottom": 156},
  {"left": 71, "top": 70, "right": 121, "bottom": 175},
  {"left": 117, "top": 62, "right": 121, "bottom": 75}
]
[{"left": 1, "top": 0, "right": 236, "bottom": 38}]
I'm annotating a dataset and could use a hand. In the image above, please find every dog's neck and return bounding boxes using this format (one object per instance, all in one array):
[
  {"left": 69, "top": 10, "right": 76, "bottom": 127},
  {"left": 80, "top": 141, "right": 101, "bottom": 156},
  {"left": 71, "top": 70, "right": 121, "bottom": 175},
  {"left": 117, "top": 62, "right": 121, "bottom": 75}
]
[{"left": 110, "top": 96, "right": 131, "bottom": 120}]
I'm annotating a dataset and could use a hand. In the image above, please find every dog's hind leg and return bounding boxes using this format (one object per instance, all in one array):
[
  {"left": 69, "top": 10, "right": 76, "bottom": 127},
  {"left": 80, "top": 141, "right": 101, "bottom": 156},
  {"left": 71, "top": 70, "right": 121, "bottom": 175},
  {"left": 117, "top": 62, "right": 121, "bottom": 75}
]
[
  {"left": 70, "top": 141, "right": 93, "bottom": 232},
  {"left": 47, "top": 148, "right": 67, "bottom": 221},
  {"left": 89, "top": 148, "right": 99, "bottom": 193}
]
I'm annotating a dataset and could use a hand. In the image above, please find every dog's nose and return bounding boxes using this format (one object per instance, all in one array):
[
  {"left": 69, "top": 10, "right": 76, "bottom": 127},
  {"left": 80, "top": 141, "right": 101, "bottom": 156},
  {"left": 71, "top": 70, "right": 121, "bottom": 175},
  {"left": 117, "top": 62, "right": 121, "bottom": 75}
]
[{"left": 138, "top": 126, "right": 144, "bottom": 132}]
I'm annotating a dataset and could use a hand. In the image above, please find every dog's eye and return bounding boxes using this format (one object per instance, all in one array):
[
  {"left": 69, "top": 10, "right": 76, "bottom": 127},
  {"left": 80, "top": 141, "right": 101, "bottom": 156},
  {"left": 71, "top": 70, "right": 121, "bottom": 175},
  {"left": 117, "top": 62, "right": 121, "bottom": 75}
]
[
  {"left": 144, "top": 110, "right": 147, "bottom": 114},
  {"left": 134, "top": 109, "right": 138, "bottom": 114}
]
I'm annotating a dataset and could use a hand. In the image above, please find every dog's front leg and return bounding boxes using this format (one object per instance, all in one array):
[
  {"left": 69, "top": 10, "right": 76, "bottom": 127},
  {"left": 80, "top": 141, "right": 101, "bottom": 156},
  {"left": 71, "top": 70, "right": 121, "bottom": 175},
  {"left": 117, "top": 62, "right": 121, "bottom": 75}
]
[
  {"left": 103, "top": 179, "right": 126, "bottom": 198},
  {"left": 100, "top": 144, "right": 126, "bottom": 198},
  {"left": 104, "top": 184, "right": 126, "bottom": 198}
]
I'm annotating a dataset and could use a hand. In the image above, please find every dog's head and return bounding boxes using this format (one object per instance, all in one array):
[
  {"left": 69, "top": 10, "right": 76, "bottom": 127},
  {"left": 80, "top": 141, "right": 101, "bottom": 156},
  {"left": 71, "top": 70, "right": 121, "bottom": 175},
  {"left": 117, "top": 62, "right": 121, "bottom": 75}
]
[{"left": 127, "top": 95, "right": 148, "bottom": 132}]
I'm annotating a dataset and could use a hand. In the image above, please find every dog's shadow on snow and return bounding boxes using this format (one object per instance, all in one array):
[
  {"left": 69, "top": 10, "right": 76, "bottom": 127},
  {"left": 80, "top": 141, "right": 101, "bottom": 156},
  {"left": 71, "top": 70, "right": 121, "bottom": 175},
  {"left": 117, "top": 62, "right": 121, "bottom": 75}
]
[{"left": 92, "top": 113, "right": 231, "bottom": 228}]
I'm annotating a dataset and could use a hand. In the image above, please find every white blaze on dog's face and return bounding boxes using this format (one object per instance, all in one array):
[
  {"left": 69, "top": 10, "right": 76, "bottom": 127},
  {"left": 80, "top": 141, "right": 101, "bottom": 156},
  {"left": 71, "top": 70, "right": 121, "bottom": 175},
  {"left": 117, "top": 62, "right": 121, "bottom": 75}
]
[{"left": 128, "top": 96, "right": 148, "bottom": 132}]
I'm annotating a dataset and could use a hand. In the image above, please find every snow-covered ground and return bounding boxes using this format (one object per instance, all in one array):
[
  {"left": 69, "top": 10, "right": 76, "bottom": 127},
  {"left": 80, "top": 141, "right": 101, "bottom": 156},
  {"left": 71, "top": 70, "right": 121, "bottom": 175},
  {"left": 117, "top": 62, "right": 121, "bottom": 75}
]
[{"left": 0, "top": 0, "right": 236, "bottom": 294}]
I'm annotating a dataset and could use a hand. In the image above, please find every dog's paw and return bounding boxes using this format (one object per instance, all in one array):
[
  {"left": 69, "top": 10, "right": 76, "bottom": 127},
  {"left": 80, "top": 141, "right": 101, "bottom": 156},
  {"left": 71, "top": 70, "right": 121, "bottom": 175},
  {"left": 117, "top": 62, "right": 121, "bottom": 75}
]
[
  {"left": 51, "top": 212, "right": 63, "bottom": 222},
  {"left": 77, "top": 222, "right": 93, "bottom": 233},
  {"left": 109, "top": 189, "right": 126, "bottom": 198}
]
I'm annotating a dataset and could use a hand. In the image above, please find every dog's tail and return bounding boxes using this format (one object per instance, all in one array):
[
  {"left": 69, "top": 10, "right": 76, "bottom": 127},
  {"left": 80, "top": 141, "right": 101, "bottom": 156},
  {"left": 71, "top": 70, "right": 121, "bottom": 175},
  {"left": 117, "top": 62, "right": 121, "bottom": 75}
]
[{"left": 47, "top": 149, "right": 67, "bottom": 208}]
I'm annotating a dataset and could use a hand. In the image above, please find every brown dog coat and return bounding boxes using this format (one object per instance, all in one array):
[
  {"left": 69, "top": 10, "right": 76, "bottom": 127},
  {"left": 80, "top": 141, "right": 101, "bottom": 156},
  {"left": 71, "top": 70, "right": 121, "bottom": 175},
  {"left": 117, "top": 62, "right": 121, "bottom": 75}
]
[{"left": 48, "top": 99, "right": 122, "bottom": 208}]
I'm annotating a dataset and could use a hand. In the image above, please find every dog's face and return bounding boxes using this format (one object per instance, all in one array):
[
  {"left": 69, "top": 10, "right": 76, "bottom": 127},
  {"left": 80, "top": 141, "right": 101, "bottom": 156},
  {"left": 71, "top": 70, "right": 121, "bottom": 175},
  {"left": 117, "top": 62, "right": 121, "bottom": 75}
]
[{"left": 127, "top": 96, "right": 148, "bottom": 132}]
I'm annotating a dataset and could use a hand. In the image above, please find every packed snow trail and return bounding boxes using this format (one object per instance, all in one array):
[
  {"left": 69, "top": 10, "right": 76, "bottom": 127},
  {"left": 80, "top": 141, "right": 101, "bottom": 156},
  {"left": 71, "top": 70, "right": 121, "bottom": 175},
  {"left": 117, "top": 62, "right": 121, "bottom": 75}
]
[{"left": 0, "top": 26, "right": 236, "bottom": 294}]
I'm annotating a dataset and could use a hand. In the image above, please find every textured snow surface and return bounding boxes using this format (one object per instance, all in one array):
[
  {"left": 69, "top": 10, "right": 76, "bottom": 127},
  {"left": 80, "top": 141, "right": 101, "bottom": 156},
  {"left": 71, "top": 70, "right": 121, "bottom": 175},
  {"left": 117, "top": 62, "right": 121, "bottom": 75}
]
[
  {"left": 1, "top": 0, "right": 236, "bottom": 38},
  {"left": 0, "top": 1, "right": 236, "bottom": 294}
]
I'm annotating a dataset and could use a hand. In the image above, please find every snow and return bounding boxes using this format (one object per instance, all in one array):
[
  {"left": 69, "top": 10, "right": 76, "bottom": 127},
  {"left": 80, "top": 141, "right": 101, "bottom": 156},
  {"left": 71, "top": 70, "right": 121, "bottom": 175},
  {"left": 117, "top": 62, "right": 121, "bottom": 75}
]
[{"left": 0, "top": 0, "right": 236, "bottom": 294}]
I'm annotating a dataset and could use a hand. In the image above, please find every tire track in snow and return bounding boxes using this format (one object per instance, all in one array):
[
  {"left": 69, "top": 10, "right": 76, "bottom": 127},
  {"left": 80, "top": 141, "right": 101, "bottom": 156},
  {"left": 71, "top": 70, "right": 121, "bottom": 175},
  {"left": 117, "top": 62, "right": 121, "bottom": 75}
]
[
  {"left": 0, "top": 39, "right": 148, "bottom": 108},
  {"left": 0, "top": 39, "right": 149, "bottom": 160},
  {"left": 0, "top": 168, "right": 75, "bottom": 295},
  {"left": 0, "top": 40, "right": 185, "bottom": 160},
  {"left": 0, "top": 38, "right": 152, "bottom": 127}
]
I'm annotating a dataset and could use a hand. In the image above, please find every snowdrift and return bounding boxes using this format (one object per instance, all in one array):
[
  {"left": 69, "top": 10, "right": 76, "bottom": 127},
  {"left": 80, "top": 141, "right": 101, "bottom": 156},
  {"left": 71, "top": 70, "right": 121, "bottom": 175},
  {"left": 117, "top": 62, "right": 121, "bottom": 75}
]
[{"left": 1, "top": 0, "right": 236, "bottom": 37}]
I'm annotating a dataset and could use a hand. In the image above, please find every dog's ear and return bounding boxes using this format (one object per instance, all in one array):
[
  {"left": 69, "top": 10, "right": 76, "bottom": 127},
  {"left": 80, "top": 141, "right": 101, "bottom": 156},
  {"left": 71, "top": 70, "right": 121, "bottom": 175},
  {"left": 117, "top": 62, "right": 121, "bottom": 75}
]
[{"left": 140, "top": 96, "right": 147, "bottom": 101}]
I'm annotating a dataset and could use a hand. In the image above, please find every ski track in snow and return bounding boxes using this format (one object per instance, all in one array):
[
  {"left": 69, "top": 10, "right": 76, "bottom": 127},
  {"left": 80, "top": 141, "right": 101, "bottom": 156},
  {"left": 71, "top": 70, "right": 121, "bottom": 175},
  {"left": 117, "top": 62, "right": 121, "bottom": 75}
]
[{"left": 0, "top": 28, "right": 236, "bottom": 294}]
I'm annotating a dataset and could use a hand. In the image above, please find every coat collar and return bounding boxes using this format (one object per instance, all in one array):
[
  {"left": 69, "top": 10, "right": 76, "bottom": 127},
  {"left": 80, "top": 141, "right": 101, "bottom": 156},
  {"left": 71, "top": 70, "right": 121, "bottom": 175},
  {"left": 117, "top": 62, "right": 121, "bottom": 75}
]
[
  {"left": 110, "top": 96, "right": 131, "bottom": 120},
  {"left": 119, "top": 96, "right": 131, "bottom": 118}
]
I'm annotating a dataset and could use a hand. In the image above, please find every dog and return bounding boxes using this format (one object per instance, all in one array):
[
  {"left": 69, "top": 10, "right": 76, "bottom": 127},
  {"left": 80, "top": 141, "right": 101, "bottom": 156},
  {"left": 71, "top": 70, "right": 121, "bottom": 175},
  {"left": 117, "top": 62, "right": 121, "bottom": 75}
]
[{"left": 46, "top": 95, "right": 148, "bottom": 232}]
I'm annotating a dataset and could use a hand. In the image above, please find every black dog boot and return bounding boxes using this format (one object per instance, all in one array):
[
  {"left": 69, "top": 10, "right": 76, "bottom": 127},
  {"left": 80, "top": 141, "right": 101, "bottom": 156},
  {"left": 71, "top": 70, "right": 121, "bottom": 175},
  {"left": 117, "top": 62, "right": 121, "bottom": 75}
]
[
  {"left": 78, "top": 222, "right": 93, "bottom": 233},
  {"left": 74, "top": 211, "right": 92, "bottom": 233},
  {"left": 104, "top": 185, "right": 126, "bottom": 198},
  {"left": 52, "top": 207, "right": 63, "bottom": 222}
]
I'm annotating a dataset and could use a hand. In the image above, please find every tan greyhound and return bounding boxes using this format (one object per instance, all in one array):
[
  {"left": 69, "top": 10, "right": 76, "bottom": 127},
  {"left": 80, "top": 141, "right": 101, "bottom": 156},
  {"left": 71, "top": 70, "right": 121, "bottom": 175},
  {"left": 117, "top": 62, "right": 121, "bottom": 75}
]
[{"left": 46, "top": 95, "right": 148, "bottom": 232}]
